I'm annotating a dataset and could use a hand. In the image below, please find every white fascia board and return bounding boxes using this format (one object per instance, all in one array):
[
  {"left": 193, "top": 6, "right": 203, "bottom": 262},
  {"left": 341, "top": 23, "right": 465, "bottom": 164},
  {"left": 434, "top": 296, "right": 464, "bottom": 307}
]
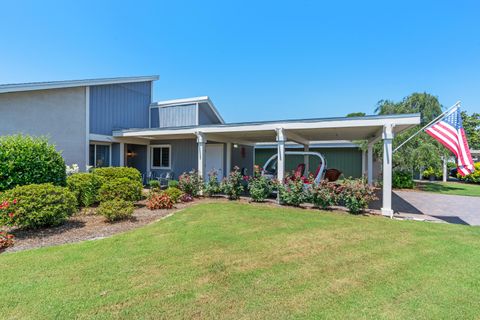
[
  {"left": 89, "top": 134, "right": 150, "bottom": 145},
  {"left": 114, "top": 115, "right": 419, "bottom": 138},
  {"left": 0, "top": 75, "right": 159, "bottom": 94}
]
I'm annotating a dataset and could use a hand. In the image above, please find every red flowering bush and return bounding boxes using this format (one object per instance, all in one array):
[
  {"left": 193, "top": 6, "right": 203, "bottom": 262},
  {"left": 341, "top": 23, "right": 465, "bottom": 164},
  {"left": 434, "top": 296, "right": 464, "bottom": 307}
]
[
  {"left": 178, "top": 170, "right": 203, "bottom": 197},
  {"left": 221, "top": 166, "right": 244, "bottom": 200},
  {"left": 339, "top": 178, "right": 377, "bottom": 214},
  {"left": 278, "top": 175, "right": 308, "bottom": 206},
  {"left": 146, "top": 192, "right": 174, "bottom": 210},
  {"left": 0, "top": 231, "right": 14, "bottom": 252},
  {"left": 309, "top": 181, "right": 339, "bottom": 209}
]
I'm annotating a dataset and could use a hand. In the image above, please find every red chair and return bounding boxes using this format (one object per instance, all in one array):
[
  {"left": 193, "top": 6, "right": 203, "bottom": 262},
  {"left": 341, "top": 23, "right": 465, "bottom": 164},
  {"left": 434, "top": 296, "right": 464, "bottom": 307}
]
[{"left": 294, "top": 163, "right": 305, "bottom": 179}]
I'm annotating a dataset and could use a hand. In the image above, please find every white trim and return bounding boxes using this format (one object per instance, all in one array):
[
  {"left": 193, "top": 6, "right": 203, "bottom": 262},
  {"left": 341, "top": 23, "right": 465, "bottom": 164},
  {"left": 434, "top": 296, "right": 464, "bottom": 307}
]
[
  {"left": 119, "top": 143, "right": 125, "bottom": 167},
  {"left": 85, "top": 87, "right": 90, "bottom": 172},
  {"left": 89, "top": 133, "right": 150, "bottom": 145},
  {"left": 0, "top": 75, "right": 159, "bottom": 94},
  {"left": 255, "top": 141, "right": 359, "bottom": 148},
  {"left": 149, "top": 144, "right": 172, "bottom": 170},
  {"left": 89, "top": 142, "right": 112, "bottom": 167},
  {"left": 114, "top": 115, "right": 420, "bottom": 138},
  {"left": 195, "top": 102, "right": 199, "bottom": 125}
]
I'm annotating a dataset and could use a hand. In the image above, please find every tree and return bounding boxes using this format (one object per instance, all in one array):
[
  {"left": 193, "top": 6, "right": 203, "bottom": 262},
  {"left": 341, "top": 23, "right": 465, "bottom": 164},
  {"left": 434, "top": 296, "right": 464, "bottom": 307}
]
[
  {"left": 461, "top": 111, "right": 480, "bottom": 150},
  {"left": 375, "top": 93, "right": 446, "bottom": 172},
  {"left": 346, "top": 112, "right": 366, "bottom": 117}
]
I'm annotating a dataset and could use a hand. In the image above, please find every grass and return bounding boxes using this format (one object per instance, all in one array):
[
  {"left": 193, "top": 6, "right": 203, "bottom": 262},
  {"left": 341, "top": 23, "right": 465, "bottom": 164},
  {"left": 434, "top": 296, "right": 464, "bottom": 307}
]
[
  {"left": 2, "top": 202, "right": 480, "bottom": 319},
  {"left": 416, "top": 181, "right": 480, "bottom": 197}
]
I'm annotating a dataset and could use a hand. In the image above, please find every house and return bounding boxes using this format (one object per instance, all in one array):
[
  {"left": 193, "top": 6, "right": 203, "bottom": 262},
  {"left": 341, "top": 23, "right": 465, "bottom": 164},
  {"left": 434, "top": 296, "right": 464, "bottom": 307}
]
[{"left": 0, "top": 75, "right": 420, "bottom": 216}]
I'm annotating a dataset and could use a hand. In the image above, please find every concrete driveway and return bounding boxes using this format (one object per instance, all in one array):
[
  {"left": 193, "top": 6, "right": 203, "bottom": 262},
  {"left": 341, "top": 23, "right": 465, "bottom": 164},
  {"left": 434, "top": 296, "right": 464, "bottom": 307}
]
[{"left": 371, "top": 190, "right": 480, "bottom": 226}]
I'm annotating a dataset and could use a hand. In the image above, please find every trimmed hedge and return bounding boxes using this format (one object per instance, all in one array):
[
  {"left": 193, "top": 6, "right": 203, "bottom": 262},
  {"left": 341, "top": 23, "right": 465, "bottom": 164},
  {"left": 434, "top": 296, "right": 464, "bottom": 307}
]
[
  {"left": 164, "top": 187, "right": 183, "bottom": 203},
  {"left": 97, "top": 199, "right": 134, "bottom": 222},
  {"left": 93, "top": 167, "right": 142, "bottom": 184},
  {"left": 98, "top": 178, "right": 143, "bottom": 202},
  {"left": 67, "top": 173, "right": 104, "bottom": 207},
  {"left": 0, "top": 135, "right": 66, "bottom": 191},
  {"left": 0, "top": 183, "right": 77, "bottom": 229}
]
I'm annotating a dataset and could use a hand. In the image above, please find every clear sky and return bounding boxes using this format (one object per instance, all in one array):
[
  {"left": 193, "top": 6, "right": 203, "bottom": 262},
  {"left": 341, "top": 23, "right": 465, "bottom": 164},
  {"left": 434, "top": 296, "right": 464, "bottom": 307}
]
[{"left": 1, "top": 0, "right": 479, "bottom": 122}]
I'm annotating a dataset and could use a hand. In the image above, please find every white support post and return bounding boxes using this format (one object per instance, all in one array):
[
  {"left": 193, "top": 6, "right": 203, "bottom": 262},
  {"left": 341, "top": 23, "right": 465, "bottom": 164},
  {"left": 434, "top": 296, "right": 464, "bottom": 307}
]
[
  {"left": 381, "top": 124, "right": 394, "bottom": 218},
  {"left": 196, "top": 132, "right": 207, "bottom": 180},
  {"left": 304, "top": 145, "right": 310, "bottom": 175},
  {"left": 367, "top": 143, "right": 373, "bottom": 186},
  {"left": 442, "top": 156, "right": 447, "bottom": 182},
  {"left": 119, "top": 143, "right": 125, "bottom": 167},
  {"left": 276, "top": 128, "right": 286, "bottom": 183},
  {"left": 226, "top": 142, "right": 232, "bottom": 177}
]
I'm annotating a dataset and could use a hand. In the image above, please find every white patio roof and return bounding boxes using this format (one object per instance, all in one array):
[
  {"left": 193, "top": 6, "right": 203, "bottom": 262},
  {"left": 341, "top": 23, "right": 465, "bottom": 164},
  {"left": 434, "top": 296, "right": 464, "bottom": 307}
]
[{"left": 113, "top": 113, "right": 420, "bottom": 145}]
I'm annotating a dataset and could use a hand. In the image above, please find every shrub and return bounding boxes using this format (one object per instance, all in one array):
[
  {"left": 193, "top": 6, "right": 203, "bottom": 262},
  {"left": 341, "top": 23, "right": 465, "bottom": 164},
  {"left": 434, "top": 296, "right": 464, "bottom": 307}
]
[
  {"left": 178, "top": 170, "right": 203, "bottom": 197},
  {"left": 67, "top": 173, "right": 104, "bottom": 207},
  {"left": 422, "top": 167, "right": 442, "bottom": 180},
  {"left": 204, "top": 170, "right": 222, "bottom": 197},
  {"left": 310, "top": 181, "right": 339, "bottom": 209},
  {"left": 168, "top": 180, "right": 179, "bottom": 188},
  {"left": 221, "top": 167, "right": 244, "bottom": 200},
  {"left": 0, "top": 184, "right": 77, "bottom": 229},
  {"left": 339, "top": 178, "right": 377, "bottom": 214},
  {"left": 97, "top": 199, "right": 134, "bottom": 222},
  {"left": 98, "top": 178, "right": 143, "bottom": 202},
  {"left": 0, "top": 231, "right": 14, "bottom": 252},
  {"left": 148, "top": 179, "right": 161, "bottom": 191},
  {"left": 248, "top": 166, "right": 273, "bottom": 202},
  {"left": 0, "top": 135, "right": 66, "bottom": 191},
  {"left": 146, "top": 192, "right": 174, "bottom": 210},
  {"left": 458, "top": 162, "right": 480, "bottom": 184},
  {"left": 93, "top": 167, "right": 142, "bottom": 184},
  {"left": 180, "top": 193, "right": 194, "bottom": 202},
  {"left": 278, "top": 176, "right": 307, "bottom": 207},
  {"left": 392, "top": 170, "right": 414, "bottom": 189},
  {"left": 164, "top": 187, "right": 183, "bottom": 203}
]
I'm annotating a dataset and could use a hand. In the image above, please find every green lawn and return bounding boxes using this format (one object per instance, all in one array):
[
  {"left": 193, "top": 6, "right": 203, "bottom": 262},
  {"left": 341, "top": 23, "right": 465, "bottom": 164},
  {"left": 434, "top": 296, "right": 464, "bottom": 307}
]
[
  {"left": 2, "top": 202, "right": 480, "bottom": 319},
  {"left": 416, "top": 181, "right": 480, "bottom": 197}
]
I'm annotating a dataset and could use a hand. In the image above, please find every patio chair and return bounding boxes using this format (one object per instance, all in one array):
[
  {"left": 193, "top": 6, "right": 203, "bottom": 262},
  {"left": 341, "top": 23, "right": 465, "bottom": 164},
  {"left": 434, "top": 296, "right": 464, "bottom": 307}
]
[
  {"left": 143, "top": 171, "right": 158, "bottom": 185},
  {"left": 158, "top": 171, "right": 175, "bottom": 188}
]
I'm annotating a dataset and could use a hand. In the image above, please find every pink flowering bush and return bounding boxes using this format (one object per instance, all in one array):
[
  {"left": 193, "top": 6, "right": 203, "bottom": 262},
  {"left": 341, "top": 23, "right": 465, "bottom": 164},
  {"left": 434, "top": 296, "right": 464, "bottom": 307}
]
[
  {"left": 221, "top": 166, "right": 244, "bottom": 200},
  {"left": 339, "top": 178, "right": 377, "bottom": 214},
  {"left": 178, "top": 170, "right": 203, "bottom": 197},
  {"left": 278, "top": 175, "right": 308, "bottom": 207},
  {"left": 180, "top": 193, "right": 194, "bottom": 202},
  {"left": 204, "top": 170, "right": 222, "bottom": 197},
  {"left": 309, "top": 180, "right": 339, "bottom": 209},
  {"left": 248, "top": 165, "right": 273, "bottom": 202}
]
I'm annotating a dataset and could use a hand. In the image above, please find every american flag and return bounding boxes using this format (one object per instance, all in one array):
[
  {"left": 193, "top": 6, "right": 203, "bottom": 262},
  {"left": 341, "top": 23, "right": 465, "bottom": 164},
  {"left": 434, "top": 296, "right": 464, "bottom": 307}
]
[{"left": 425, "top": 107, "right": 474, "bottom": 176}]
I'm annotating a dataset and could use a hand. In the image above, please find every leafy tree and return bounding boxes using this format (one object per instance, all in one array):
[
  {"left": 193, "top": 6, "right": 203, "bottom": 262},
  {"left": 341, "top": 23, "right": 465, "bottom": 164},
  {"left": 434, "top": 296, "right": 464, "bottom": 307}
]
[
  {"left": 461, "top": 111, "right": 480, "bottom": 150},
  {"left": 375, "top": 93, "right": 446, "bottom": 172},
  {"left": 346, "top": 112, "right": 366, "bottom": 117}
]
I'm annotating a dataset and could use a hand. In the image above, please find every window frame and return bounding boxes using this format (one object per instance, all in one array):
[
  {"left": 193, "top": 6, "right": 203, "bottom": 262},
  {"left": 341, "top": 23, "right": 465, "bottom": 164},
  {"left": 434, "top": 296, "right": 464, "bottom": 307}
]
[
  {"left": 89, "top": 142, "right": 112, "bottom": 168},
  {"left": 150, "top": 144, "right": 172, "bottom": 170}
]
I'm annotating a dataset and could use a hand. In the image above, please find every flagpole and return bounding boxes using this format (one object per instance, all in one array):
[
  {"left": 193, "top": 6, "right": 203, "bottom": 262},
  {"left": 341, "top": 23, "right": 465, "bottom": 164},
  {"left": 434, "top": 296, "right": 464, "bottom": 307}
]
[{"left": 393, "top": 100, "right": 461, "bottom": 153}]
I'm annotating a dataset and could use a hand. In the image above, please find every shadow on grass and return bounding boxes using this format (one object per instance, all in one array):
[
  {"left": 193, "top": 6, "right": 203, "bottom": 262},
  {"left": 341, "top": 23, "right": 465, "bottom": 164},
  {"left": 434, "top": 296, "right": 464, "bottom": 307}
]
[{"left": 416, "top": 181, "right": 465, "bottom": 193}]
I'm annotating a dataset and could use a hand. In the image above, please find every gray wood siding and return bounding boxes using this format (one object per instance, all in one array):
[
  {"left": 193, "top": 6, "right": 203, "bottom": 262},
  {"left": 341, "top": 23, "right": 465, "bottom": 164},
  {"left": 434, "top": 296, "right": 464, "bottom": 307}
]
[
  {"left": 232, "top": 145, "right": 254, "bottom": 175},
  {"left": 198, "top": 103, "right": 222, "bottom": 125},
  {"left": 89, "top": 81, "right": 151, "bottom": 135},
  {"left": 157, "top": 104, "right": 197, "bottom": 128},
  {"left": 0, "top": 87, "right": 87, "bottom": 170},
  {"left": 149, "top": 139, "right": 198, "bottom": 179}
]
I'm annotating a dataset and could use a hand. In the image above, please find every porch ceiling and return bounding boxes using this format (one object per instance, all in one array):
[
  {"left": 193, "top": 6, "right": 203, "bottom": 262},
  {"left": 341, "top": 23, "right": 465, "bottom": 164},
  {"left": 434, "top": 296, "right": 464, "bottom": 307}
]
[{"left": 113, "top": 113, "right": 420, "bottom": 145}]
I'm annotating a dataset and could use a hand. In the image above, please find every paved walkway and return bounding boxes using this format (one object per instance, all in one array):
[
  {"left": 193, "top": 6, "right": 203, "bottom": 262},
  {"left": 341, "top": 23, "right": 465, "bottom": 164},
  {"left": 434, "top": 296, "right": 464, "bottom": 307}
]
[{"left": 371, "top": 190, "right": 480, "bottom": 226}]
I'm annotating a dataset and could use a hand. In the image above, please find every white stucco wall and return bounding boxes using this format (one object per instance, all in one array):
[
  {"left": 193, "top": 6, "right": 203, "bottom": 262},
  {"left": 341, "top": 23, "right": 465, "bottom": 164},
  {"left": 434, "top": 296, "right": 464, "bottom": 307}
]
[{"left": 0, "top": 87, "right": 87, "bottom": 170}]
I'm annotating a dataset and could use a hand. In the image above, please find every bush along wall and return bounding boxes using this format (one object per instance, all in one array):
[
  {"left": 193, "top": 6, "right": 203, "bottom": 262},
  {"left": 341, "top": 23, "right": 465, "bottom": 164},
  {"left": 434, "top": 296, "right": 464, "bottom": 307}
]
[{"left": 0, "top": 135, "right": 66, "bottom": 191}]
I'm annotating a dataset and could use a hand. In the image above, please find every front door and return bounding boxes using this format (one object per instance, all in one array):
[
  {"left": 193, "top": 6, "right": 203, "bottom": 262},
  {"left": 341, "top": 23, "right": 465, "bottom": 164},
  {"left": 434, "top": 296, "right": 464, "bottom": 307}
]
[{"left": 206, "top": 144, "right": 224, "bottom": 181}]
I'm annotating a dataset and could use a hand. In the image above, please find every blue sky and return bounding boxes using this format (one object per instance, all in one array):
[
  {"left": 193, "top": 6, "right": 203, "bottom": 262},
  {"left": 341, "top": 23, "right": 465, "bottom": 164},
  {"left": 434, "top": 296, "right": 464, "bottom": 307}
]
[{"left": 1, "top": 0, "right": 479, "bottom": 122}]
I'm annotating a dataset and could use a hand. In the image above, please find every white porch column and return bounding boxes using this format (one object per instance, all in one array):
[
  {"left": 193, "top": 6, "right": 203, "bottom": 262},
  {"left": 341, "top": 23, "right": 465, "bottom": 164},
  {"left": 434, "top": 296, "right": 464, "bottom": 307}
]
[
  {"left": 196, "top": 132, "right": 207, "bottom": 180},
  {"left": 276, "top": 128, "right": 286, "bottom": 183},
  {"left": 119, "top": 143, "right": 125, "bottom": 167},
  {"left": 226, "top": 142, "right": 232, "bottom": 177},
  {"left": 381, "top": 124, "right": 394, "bottom": 218},
  {"left": 304, "top": 145, "right": 310, "bottom": 174},
  {"left": 367, "top": 143, "right": 373, "bottom": 185}
]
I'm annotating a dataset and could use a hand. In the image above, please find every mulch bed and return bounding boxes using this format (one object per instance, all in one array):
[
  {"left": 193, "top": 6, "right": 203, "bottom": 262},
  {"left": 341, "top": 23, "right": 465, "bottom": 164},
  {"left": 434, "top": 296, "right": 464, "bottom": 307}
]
[{"left": 4, "top": 199, "right": 205, "bottom": 253}]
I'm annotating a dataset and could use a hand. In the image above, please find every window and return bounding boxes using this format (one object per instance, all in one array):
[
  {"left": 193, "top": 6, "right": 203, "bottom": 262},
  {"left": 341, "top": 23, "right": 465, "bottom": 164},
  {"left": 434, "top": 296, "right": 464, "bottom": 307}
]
[
  {"left": 89, "top": 144, "right": 111, "bottom": 168},
  {"left": 151, "top": 145, "right": 171, "bottom": 169}
]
